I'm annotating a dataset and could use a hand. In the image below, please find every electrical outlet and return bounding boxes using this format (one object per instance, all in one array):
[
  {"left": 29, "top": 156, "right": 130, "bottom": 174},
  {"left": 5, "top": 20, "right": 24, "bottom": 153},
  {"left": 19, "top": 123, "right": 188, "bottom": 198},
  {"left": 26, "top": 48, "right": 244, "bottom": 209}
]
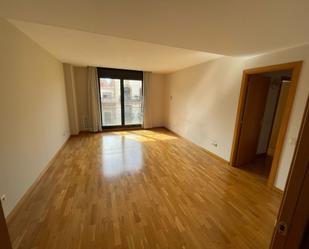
[
  {"left": 211, "top": 141, "right": 218, "bottom": 147},
  {"left": 1, "top": 194, "right": 6, "bottom": 202},
  {"left": 83, "top": 116, "right": 88, "bottom": 129}
]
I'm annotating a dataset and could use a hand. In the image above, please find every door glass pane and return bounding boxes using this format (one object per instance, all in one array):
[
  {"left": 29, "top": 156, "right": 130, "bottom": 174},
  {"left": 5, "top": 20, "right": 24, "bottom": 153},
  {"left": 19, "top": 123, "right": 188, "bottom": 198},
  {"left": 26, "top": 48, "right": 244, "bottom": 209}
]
[
  {"left": 99, "top": 78, "right": 122, "bottom": 126},
  {"left": 124, "top": 80, "right": 143, "bottom": 125}
]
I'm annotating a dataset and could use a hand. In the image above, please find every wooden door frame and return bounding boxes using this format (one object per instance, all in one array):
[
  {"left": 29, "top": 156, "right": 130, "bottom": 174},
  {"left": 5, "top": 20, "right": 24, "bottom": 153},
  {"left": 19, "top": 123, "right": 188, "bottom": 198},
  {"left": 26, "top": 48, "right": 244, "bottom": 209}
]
[
  {"left": 0, "top": 202, "right": 12, "bottom": 249},
  {"left": 270, "top": 96, "right": 309, "bottom": 248},
  {"left": 230, "top": 61, "right": 303, "bottom": 187}
]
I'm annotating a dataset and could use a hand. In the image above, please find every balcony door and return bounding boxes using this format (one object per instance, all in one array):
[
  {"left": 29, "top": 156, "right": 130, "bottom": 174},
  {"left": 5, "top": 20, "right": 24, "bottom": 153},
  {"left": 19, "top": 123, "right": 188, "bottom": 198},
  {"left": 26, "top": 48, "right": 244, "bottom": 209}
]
[{"left": 98, "top": 68, "right": 143, "bottom": 128}]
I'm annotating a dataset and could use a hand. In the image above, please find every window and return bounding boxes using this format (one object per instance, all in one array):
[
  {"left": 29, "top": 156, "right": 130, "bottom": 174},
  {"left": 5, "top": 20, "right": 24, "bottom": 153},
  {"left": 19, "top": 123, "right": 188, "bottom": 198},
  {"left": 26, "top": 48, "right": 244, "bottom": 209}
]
[
  {"left": 124, "top": 80, "right": 143, "bottom": 125},
  {"left": 98, "top": 68, "right": 143, "bottom": 128},
  {"left": 99, "top": 78, "right": 121, "bottom": 126}
]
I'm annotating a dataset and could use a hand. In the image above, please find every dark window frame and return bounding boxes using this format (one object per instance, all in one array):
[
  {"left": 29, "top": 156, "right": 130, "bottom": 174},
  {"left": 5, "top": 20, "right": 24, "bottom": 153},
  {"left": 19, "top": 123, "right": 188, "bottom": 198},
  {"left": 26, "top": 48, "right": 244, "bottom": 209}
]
[{"left": 97, "top": 67, "right": 143, "bottom": 129}]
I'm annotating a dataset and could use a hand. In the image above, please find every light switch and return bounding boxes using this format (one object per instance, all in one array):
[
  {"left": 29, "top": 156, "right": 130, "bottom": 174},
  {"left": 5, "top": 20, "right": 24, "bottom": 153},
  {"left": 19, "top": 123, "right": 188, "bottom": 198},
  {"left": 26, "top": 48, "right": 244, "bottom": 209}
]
[{"left": 288, "top": 137, "right": 297, "bottom": 146}]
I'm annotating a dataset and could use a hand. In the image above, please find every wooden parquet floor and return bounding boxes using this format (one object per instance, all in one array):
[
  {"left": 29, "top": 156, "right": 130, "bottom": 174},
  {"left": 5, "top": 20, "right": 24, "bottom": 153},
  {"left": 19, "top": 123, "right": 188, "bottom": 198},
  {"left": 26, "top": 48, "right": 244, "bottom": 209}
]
[{"left": 8, "top": 129, "right": 282, "bottom": 249}]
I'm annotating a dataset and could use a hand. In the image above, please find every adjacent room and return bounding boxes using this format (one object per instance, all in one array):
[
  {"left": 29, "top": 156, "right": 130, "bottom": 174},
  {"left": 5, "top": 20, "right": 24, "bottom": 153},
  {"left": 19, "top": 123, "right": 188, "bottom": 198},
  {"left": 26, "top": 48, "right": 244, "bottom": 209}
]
[
  {"left": 231, "top": 69, "right": 294, "bottom": 182},
  {"left": 1, "top": 1, "right": 309, "bottom": 249}
]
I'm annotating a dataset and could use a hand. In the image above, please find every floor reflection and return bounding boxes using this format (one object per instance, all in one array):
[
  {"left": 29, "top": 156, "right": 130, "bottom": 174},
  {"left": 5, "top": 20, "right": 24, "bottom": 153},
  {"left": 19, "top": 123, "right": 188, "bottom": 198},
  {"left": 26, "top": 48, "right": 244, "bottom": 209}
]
[{"left": 101, "top": 134, "right": 143, "bottom": 177}]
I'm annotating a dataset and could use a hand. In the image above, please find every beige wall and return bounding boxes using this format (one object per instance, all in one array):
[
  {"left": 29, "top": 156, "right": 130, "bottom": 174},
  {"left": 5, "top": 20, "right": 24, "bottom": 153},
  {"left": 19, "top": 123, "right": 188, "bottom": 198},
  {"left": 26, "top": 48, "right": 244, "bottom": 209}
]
[
  {"left": 73, "top": 67, "right": 165, "bottom": 130},
  {"left": 0, "top": 19, "right": 70, "bottom": 216},
  {"left": 164, "top": 44, "right": 309, "bottom": 190}
]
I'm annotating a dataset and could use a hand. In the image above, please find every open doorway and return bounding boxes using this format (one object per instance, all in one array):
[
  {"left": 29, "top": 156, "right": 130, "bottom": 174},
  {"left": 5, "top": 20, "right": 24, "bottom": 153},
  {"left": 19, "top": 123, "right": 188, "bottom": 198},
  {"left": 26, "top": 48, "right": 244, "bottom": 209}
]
[{"left": 230, "top": 62, "right": 302, "bottom": 187}]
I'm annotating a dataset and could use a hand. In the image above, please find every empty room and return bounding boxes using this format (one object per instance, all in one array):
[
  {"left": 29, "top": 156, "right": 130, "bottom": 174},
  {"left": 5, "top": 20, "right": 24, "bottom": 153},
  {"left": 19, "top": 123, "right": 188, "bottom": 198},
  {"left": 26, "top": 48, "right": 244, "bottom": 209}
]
[{"left": 1, "top": 1, "right": 309, "bottom": 249}]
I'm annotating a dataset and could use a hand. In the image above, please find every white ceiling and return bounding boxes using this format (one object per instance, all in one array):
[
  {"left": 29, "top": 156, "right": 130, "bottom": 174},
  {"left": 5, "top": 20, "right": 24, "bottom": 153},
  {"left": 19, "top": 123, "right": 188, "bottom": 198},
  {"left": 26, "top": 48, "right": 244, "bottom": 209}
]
[
  {"left": 1, "top": 0, "right": 309, "bottom": 71},
  {"left": 8, "top": 20, "right": 222, "bottom": 73}
]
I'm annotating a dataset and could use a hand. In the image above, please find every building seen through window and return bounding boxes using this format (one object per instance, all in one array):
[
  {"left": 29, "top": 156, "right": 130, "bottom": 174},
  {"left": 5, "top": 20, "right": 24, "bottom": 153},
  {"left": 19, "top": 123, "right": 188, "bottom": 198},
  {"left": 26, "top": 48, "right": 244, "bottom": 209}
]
[{"left": 99, "top": 78, "right": 143, "bottom": 126}]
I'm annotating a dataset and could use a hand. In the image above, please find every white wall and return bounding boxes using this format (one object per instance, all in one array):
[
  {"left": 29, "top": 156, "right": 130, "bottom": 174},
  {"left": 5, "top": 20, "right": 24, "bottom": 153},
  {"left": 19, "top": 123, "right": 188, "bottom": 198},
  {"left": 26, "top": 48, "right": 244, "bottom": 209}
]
[
  {"left": 164, "top": 44, "right": 309, "bottom": 190},
  {"left": 165, "top": 57, "right": 247, "bottom": 160},
  {"left": 149, "top": 73, "right": 166, "bottom": 127},
  {"left": 0, "top": 19, "right": 70, "bottom": 216},
  {"left": 73, "top": 67, "right": 165, "bottom": 130}
]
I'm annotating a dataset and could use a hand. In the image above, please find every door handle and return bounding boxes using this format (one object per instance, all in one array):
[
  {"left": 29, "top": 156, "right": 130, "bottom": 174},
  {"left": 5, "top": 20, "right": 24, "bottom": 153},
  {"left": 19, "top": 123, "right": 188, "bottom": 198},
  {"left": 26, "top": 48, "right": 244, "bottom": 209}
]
[{"left": 277, "top": 221, "right": 288, "bottom": 236}]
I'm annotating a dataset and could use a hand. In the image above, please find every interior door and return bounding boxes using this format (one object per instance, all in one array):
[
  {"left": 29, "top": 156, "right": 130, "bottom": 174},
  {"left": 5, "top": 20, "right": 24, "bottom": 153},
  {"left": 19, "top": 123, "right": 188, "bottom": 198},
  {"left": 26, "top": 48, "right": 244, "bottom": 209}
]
[
  {"left": 235, "top": 75, "right": 271, "bottom": 166},
  {"left": 270, "top": 97, "right": 309, "bottom": 249}
]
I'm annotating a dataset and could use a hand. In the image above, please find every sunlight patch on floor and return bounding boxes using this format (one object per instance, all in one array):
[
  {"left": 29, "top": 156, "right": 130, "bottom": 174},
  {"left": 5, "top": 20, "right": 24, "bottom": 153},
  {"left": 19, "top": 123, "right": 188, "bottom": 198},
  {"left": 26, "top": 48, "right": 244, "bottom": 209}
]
[{"left": 109, "top": 129, "right": 178, "bottom": 142}]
